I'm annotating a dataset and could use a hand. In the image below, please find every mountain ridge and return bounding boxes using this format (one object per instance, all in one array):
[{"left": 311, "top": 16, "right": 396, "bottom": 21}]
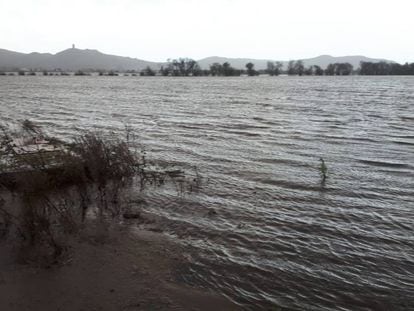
[
  {"left": 0, "top": 48, "right": 160, "bottom": 71},
  {"left": 0, "top": 47, "right": 394, "bottom": 71}
]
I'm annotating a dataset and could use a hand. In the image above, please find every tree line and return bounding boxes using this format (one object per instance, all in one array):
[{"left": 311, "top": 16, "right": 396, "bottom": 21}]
[
  {"left": 139, "top": 58, "right": 414, "bottom": 76},
  {"left": 2, "top": 59, "right": 414, "bottom": 76},
  {"left": 359, "top": 61, "right": 414, "bottom": 75},
  {"left": 138, "top": 58, "right": 358, "bottom": 77}
]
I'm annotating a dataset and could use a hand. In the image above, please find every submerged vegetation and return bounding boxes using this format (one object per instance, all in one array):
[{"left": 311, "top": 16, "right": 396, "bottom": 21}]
[
  {"left": 319, "top": 158, "right": 328, "bottom": 183},
  {"left": 0, "top": 120, "right": 201, "bottom": 263}
]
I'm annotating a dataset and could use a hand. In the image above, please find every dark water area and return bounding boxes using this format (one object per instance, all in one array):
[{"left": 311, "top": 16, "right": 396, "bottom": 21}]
[{"left": 1, "top": 76, "right": 413, "bottom": 310}]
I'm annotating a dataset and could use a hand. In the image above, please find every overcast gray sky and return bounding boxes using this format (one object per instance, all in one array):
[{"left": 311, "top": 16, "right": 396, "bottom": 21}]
[{"left": 0, "top": 0, "right": 413, "bottom": 63}]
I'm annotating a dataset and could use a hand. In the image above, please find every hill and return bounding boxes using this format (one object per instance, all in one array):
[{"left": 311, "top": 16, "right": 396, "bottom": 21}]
[
  {"left": 0, "top": 48, "right": 160, "bottom": 71},
  {"left": 0, "top": 47, "right": 394, "bottom": 71}
]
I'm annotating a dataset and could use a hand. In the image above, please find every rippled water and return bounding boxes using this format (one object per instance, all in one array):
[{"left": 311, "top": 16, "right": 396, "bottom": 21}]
[{"left": 1, "top": 76, "right": 413, "bottom": 310}]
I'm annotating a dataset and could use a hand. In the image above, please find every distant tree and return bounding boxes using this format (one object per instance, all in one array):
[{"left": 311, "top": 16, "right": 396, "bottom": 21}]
[
  {"left": 0, "top": 71, "right": 5, "bottom": 76},
  {"left": 222, "top": 62, "right": 231, "bottom": 76},
  {"left": 360, "top": 61, "right": 382, "bottom": 75},
  {"left": 246, "top": 62, "right": 257, "bottom": 76},
  {"left": 166, "top": 59, "right": 178, "bottom": 76},
  {"left": 266, "top": 61, "right": 283, "bottom": 76},
  {"left": 107, "top": 70, "right": 119, "bottom": 76},
  {"left": 313, "top": 65, "right": 324, "bottom": 76},
  {"left": 304, "top": 66, "right": 313, "bottom": 75},
  {"left": 191, "top": 63, "right": 203, "bottom": 76},
  {"left": 74, "top": 70, "right": 87, "bottom": 76},
  {"left": 159, "top": 66, "right": 170, "bottom": 76},
  {"left": 294, "top": 60, "right": 304, "bottom": 76},
  {"left": 209, "top": 62, "right": 240, "bottom": 76},
  {"left": 209, "top": 63, "right": 222, "bottom": 76},
  {"left": 286, "top": 60, "right": 306, "bottom": 76},
  {"left": 43, "top": 71, "right": 49, "bottom": 76},
  {"left": 266, "top": 61, "right": 275, "bottom": 76},
  {"left": 223, "top": 62, "right": 240, "bottom": 76},
  {"left": 325, "top": 63, "right": 353, "bottom": 75},
  {"left": 18, "top": 70, "right": 25, "bottom": 76},
  {"left": 287, "top": 60, "right": 296, "bottom": 75},
  {"left": 325, "top": 63, "right": 335, "bottom": 75},
  {"left": 140, "top": 66, "right": 156, "bottom": 76},
  {"left": 336, "top": 63, "right": 353, "bottom": 75},
  {"left": 357, "top": 61, "right": 413, "bottom": 75},
  {"left": 176, "top": 58, "right": 194, "bottom": 76},
  {"left": 275, "top": 62, "right": 283, "bottom": 74},
  {"left": 165, "top": 58, "right": 201, "bottom": 76}
]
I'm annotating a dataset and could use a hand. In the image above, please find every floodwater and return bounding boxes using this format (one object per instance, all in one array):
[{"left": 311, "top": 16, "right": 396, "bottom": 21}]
[{"left": 1, "top": 76, "right": 413, "bottom": 310}]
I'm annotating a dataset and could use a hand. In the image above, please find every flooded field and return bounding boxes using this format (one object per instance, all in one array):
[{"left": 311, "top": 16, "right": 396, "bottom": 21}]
[{"left": 1, "top": 76, "right": 413, "bottom": 310}]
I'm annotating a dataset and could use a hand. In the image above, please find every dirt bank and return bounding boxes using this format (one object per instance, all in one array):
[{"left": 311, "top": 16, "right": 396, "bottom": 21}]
[{"left": 0, "top": 225, "right": 240, "bottom": 311}]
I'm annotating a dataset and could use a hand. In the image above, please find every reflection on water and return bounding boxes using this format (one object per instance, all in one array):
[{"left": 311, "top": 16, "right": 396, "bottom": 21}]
[{"left": 1, "top": 76, "right": 413, "bottom": 310}]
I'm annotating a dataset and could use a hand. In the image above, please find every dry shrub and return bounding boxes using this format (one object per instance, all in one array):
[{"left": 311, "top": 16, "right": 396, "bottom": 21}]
[
  {"left": 0, "top": 122, "right": 202, "bottom": 264},
  {"left": 0, "top": 129, "right": 142, "bottom": 261}
]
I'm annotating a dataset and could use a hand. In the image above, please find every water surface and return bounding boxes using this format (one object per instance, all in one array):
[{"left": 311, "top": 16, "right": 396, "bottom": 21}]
[{"left": 1, "top": 76, "right": 413, "bottom": 310}]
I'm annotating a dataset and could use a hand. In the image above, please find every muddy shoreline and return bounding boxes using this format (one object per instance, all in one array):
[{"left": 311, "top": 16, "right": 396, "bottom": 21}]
[{"left": 0, "top": 224, "right": 240, "bottom": 311}]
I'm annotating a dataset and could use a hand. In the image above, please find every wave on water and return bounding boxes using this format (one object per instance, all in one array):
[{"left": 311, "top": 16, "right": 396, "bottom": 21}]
[{"left": 1, "top": 76, "right": 413, "bottom": 310}]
